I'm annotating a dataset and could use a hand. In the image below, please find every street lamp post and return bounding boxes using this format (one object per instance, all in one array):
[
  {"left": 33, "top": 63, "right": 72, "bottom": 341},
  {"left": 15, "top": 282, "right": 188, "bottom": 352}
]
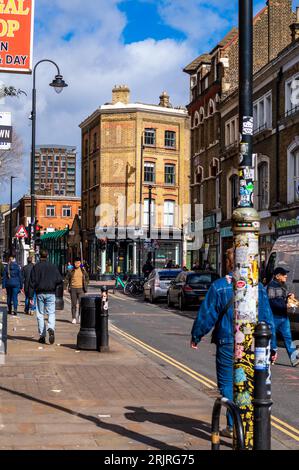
[
  {"left": 30, "top": 60, "right": 68, "bottom": 250},
  {"left": 9, "top": 176, "right": 16, "bottom": 255},
  {"left": 232, "top": 0, "right": 260, "bottom": 450}
]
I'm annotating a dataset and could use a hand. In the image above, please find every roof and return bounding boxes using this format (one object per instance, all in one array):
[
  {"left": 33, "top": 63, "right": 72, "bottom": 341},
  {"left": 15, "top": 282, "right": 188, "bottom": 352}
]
[
  {"left": 36, "top": 145, "right": 76, "bottom": 152},
  {"left": 41, "top": 229, "right": 69, "bottom": 241},
  {"left": 183, "top": 54, "right": 211, "bottom": 74}
]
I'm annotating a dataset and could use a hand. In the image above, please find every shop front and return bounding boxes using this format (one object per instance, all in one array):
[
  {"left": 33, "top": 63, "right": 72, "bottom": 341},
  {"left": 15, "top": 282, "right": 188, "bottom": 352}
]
[{"left": 276, "top": 210, "right": 299, "bottom": 237}]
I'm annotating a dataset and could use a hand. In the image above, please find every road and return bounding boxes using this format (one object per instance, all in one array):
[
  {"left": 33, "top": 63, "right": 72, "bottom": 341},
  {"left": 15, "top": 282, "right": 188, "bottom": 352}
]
[{"left": 95, "top": 287, "right": 299, "bottom": 449}]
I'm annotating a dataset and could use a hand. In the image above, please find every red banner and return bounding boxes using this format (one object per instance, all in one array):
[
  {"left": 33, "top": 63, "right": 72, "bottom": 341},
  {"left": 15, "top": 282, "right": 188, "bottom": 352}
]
[{"left": 0, "top": 0, "right": 35, "bottom": 74}]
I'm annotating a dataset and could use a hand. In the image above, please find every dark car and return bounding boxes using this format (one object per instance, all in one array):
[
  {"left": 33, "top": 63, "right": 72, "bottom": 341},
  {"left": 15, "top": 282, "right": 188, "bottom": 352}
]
[{"left": 167, "top": 271, "right": 220, "bottom": 310}]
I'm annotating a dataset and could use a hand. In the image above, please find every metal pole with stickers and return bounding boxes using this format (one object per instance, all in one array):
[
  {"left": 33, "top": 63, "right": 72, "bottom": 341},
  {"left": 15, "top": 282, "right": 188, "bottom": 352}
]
[{"left": 232, "top": 0, "right": 261, "bottom": 450}]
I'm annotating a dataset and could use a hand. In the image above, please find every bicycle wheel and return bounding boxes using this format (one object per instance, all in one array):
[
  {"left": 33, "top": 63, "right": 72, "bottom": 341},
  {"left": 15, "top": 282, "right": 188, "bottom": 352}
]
[{"left": 124, "top": 282, "right": 133, "bottom": 296}]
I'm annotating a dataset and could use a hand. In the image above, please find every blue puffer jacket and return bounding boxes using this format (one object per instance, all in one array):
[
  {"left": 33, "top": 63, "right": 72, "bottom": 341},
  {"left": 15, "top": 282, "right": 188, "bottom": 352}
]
[
  {"left": 191, "top": 276, "right": 277, "bottom": 350},
  {"left": 2, "top": 261, "right": 23, "bottom": 290}
]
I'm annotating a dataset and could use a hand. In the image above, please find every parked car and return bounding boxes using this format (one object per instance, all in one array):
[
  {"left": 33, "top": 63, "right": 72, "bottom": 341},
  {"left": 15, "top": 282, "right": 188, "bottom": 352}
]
[
  {"left": 167, "top": 271, "right": 220, "bottom": 310},
  {"left": 264, "top": 234, "right": 299, "bottom": 333},
  {"left": 143, "top": 269, "right": 182, "bottom": 303}
]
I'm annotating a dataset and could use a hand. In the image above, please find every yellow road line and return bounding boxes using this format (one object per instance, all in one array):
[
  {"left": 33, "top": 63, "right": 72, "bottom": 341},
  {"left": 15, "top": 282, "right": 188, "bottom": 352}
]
[
  {"left": 110, "top": 323, "right": 299, "bottom": 443},
  {"left": 271, "top": 416, "right": 299, "bottom": 436},
  {"left": 110, "top": 325, "right": 215, "bottom": 390}
]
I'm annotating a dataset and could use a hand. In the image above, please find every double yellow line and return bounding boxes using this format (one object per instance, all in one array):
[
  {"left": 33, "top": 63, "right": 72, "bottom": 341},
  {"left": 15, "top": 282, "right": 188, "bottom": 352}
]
[{"left": 111, "top": 324, "right": 299, "bottom": 443}]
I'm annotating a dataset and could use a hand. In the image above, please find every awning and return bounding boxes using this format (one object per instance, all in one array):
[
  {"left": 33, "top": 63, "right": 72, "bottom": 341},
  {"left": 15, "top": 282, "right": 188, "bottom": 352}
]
[{"left": 41, "top": 229, "right": 69, "bottom": 241}]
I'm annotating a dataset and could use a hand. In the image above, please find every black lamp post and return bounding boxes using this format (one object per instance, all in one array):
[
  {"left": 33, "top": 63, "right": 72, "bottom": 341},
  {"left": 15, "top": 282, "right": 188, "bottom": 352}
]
[
  {"left": 9, "top": 176, "right": 16, "bottom": 255},
  {"left": 30, "top": 60, "right": 68, "bottom": 248}
]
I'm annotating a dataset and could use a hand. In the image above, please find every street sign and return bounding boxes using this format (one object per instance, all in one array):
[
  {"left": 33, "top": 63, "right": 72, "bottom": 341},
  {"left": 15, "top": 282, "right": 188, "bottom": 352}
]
[
  {"left": 15, "top": 225, "right": 28, "bottom": 239},
  {"left": 0, "top": 0, "right": 35, "bottom": 74},
  {"left": 0, "top": 111, "right": 11, "bottom": 149}
]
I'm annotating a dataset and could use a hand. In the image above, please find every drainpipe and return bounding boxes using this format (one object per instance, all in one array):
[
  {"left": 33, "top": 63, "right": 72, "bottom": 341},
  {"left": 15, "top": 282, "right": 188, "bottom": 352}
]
[{"left": 275, "top": 67, "right": 283, "bottom": 206}]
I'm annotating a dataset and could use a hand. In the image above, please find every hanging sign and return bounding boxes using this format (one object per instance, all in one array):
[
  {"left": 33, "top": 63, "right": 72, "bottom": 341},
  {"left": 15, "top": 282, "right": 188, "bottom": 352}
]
[
  {"left": 0, "top": 111, "right": 11, "bottom": 149},
  {"left": 0, "top": 0, "right": 35, "bottom": 74}
]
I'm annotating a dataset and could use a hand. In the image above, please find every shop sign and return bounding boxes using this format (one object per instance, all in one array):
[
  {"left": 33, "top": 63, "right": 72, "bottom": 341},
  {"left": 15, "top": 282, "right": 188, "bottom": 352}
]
[
  {"left": 0, "top": 0, "right": 35, "bottom": 74},
  {"left": 220, "top": 227, "right": 233, "bottom": 238},
  {"left": 276, "top": 215, "right": 299, "bottom": 235},
  {"left": 203, "top": 214, "right": 216, "bottom": 231}
]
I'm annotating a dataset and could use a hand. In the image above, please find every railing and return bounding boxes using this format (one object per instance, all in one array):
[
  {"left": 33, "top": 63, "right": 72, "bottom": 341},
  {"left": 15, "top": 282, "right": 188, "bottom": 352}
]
[{"left": 211, "top": 397, "right": 245, "bottom": 450}]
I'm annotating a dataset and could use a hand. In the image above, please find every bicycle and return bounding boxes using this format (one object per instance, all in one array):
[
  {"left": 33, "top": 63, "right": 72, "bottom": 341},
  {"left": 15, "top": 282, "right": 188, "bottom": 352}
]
[{"left": 123, "top": 276, "right": 145, "bottom": 297}]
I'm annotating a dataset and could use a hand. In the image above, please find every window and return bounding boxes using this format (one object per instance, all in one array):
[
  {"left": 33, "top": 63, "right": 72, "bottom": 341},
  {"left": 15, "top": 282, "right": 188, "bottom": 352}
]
[
  {"left": 165, "top": 131, "right": 176, "bottom": 148},
  {"left": 143, "top": 199, "right": 156, "bottom": 226},
  {"left": 231, "top": 175, "right": 239, "bottom": 211},
  {"left": 46, "top": 206, "right": 55, "bottom": 217},
  {"left": 93, "top": 162, "right": 97, "bottom": 186},
  {"left": 78, "top": 207, "right": 82, "bottom": 219},
  {"left": 84, "top": 140, "right": 88, "bottom": 157},
  {"left": 144, "top": 128, "right": 156, "bottom": 146},
  {"left": 285, "top": 74, "right": 299, "bottom": 115},
  {"left": 253, "top": 93, "right": 272, "bottom": 132},
  {"left": 288, "top": 150, "right": 299, "bottom": 203},
  {"left": 165, "top": 165, "right": 176, "bottom": 185},
  {"left": 164, "top": 200, "right": 175, "bottom": 227},
  {"left": 258, "top": 162, "right": 269, "bottom": 210},
  {"left": 144, "top": 162, "right": 155, "bottom": 183},
  {"left": 62, "top": 206, "right": 72, "bottom": 218},
  {"left": 93, "top": 132, "right": 97, "bottom": 152},
  {"left": 225, "top": 116, "right": 238, "bottom": 147}
]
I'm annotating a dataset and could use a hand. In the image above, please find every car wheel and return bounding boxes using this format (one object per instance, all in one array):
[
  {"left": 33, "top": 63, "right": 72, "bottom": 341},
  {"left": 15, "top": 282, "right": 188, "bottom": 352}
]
[
  {"left": 150, "top": 291, "right": 155, "bottom": 304},
  {"left": 179, "top": 294, "right": 185, "bottom": 311},
  {"left": 167, "top": 293, "right": 173, "bottom": 308}
]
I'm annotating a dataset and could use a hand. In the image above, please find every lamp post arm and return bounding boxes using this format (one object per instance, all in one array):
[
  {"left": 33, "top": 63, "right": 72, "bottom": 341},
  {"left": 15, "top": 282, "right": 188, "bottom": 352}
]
[{"left": 33, "top": 59, "right": 61, "bottom": 89}]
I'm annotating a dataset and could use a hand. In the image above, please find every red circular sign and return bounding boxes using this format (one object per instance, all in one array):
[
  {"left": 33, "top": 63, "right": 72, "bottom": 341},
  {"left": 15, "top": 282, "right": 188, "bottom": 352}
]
[{"left": 236, "top": 280, "right": 246, "bottom": 289}]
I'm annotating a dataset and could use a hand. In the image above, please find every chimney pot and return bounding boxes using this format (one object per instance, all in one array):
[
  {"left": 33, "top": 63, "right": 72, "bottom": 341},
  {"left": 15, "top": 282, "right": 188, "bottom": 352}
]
[{"left": 112, "top": 85, "right": 130, "bottom": 104}]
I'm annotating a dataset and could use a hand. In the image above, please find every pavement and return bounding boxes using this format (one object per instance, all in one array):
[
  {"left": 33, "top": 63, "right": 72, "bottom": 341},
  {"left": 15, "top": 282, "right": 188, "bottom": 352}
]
[{"left": 0, "top": 290, "right": 289, "bottom": 451}]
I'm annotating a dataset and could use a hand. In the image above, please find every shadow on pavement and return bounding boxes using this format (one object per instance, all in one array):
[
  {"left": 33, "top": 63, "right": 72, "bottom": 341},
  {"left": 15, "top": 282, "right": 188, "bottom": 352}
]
[
  {"left": 0, "top": 385, "right": 183, "bottom": 450},
  {"left": 124, "top": 406, "right": 232, "bottom": 449},
  {"left": 7, "top": 335, "right": 37, "bottom": 343}
]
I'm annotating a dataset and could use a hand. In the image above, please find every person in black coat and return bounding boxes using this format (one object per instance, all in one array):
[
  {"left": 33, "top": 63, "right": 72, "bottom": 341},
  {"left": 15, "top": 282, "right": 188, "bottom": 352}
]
[
  {"left": 2, "top": 255, "right": 23, "bottom": 315},
  {"left": 22, "top": 257, "right": 35, "bottom": 315}
]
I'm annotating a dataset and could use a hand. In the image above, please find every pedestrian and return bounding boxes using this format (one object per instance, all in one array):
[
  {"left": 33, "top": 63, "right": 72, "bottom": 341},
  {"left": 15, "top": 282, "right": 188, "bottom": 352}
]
[
  {"left": 67, "top": 261, "right": 74, "bottom": 271},
  {"left": 190, "top": 248, "right": 277, "bottom": 438},
  {"left": 2, "top": 253, "right": 22, "bottom": 316},
  {"left": 182, "top": 266, "right": 189, "bottom": 272},
  {"left": 165, "top": 259, "right": 174, "bottom": 269},
  {"left": 142, "top": 255, "right": 154, "bottom": 278},
  {"left": 29, "top": 249, "right": 63, "bottom": 345},
  {"left": 65, "top": 257, "right": 89, "bottom": 324},
  {"left": 22, "top": 257, "right": 36, "bottom": 315},
  {"left": 267, "top": 267, "right": 299, "bottom": 367},
  {"left": 192, "top": 260, "right": 201, "bottom": 271},
  {"left": 0, "top": 259, "right": 4, "bottom": 283}
]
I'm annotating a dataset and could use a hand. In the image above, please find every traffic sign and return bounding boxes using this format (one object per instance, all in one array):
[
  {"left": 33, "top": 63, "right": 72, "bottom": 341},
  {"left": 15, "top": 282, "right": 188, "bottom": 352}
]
[{"left": 15, "top": 225, "right": 28, "bottom": 239}]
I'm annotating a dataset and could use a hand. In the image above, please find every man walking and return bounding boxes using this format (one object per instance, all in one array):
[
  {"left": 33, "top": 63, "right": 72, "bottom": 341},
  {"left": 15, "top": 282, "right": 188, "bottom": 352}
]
[
  {"left": 29, "top": 249, "right": 63, "bottom": 344},
  {"left": 65, "top": 257, "right": 89, "bottom": 324},
  {"left": 2, "top": 253, "right": 22, "bottom": 316},
  {"left": 267, "top": 267, "right": 299, "bottom": 367},
  {"left": 190, "top": 248, "right": 277, "bottom": 438},
  {"left": 22, "top": 257, "right": 35, "bottom": 315}
]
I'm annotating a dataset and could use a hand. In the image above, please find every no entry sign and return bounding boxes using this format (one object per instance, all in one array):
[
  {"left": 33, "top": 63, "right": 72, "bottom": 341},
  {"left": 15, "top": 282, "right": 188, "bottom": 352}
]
[{"left": 0, "top": 0, "right": 35, "bottom": 74}]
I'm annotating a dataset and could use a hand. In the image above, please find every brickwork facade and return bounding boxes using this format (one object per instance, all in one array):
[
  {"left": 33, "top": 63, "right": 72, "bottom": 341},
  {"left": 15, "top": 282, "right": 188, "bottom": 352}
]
[
  {"left": 80, "top": 87, "right": 190, "bottom": 275},
  {"left": 184, "top": 0, "right": 297, "bottom": 274}
]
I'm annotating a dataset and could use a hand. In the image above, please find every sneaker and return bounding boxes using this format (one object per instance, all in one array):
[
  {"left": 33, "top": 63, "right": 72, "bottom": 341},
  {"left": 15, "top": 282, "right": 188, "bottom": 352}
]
[
  {"left": 71, "top": 318, "right": 77, "bottom": 324},
  {"left": 48, "top": 328, "right": 55, "bottom": 345},
  {"left": 220, "top": 427, "right": 233, "bottom": 438},
  {"left": 13, "top": 311, "right": 18, "bottom": 316},
  {"left": 38, "top": 336, "right": 46, "bottom": 344},
  {"left": 291, "top": 357, "right": 299, "bottom": 367}
]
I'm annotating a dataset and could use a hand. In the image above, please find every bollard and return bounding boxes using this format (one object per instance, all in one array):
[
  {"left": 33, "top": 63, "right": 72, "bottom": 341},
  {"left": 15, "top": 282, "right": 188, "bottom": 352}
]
[
  {"left": 253, "top": 322, "right": 272, "bottom": 450},
  {"left": 77, "top": 295, "right": 99, "bottom": 350},
  {"left": 98, "top": 286, "right": 109, "bottom": 352},
  {"left": 55, "top": 282, "right": 64, "bottom": 311}
]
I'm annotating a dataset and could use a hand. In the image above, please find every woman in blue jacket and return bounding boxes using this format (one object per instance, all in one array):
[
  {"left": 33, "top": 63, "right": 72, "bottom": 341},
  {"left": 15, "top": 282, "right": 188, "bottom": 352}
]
[{"left": 2, "top": 255, "right": 23, "bottom": 316}]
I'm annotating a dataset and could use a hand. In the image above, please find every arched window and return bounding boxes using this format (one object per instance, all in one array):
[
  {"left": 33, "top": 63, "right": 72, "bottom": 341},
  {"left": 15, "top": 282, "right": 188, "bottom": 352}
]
[
  {"left": 144, "top": 199, "right": 156, "bottom": 226},
  {"left": 199, "top": 107, "right": 205, "bottom": 123},
  {"left": 258, "top": 162, "right": 269, "bottom": 210},
  {"left": 194, "top": 111, "right": 200, "bottom": 127},
  {"left": 208, "top": 99, "right": 215, "bottom": 116},
  {"left": 195, "top": 165, "right": 204, "bottom": 184}
]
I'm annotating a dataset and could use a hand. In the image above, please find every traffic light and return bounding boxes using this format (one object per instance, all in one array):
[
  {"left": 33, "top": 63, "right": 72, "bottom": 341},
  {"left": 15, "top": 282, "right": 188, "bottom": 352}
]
[{"left": 35, "top": 223, "right": 42, "bottom": 246}]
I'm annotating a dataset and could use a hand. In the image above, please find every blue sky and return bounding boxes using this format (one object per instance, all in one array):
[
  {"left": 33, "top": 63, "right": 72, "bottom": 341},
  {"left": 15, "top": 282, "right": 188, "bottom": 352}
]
[{"left": 1, "top": 0, "right": 299, "bottom": 204}]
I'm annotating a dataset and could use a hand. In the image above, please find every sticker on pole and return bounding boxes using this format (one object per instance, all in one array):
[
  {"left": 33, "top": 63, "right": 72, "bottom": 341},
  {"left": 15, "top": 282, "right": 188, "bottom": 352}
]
[
  {"left": 254, "top": 347, "right": 268, "bottom": 370},
  {"left": 242, "top": 116, "right": 253, "bottom": 136}
]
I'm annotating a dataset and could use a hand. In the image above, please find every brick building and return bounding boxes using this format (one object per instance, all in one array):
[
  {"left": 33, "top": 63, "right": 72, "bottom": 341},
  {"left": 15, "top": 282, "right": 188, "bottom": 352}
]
[
  {"left": 184, "top": 0, "right": 297, "bottom": 274},
  {"left": 80, "top": 86, "right": 190, "bottom": 276},
  {"left": 34, "top": 145, "right": 77, "bottom": 197}
]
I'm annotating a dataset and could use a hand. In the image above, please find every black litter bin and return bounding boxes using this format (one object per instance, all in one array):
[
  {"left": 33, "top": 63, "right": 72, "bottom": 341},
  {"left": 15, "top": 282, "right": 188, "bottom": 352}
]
[
  {"left": 77, "top": 295, "right": 101, "bottom": 350},
  {"left": 55, "top": 283, "right": 64, "bottom": 311}
]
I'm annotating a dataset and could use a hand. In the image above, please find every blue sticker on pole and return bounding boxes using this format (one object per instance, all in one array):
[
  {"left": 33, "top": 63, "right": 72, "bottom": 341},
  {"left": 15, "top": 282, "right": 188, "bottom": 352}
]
[{"left": 254, "top": 347, "right": 268, "bottom": 370}]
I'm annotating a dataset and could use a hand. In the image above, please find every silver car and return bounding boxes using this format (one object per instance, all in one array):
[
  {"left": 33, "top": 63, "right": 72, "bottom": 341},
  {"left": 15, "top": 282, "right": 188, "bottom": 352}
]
[{"left": 143, "top": 269, "right": 182, "bottom": 303}]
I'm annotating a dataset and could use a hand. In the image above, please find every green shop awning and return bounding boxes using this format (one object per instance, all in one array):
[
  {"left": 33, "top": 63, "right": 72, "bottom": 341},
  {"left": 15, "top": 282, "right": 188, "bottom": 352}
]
[{"left": 41, "top": 229, "right": 69, "bottom": 241}]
